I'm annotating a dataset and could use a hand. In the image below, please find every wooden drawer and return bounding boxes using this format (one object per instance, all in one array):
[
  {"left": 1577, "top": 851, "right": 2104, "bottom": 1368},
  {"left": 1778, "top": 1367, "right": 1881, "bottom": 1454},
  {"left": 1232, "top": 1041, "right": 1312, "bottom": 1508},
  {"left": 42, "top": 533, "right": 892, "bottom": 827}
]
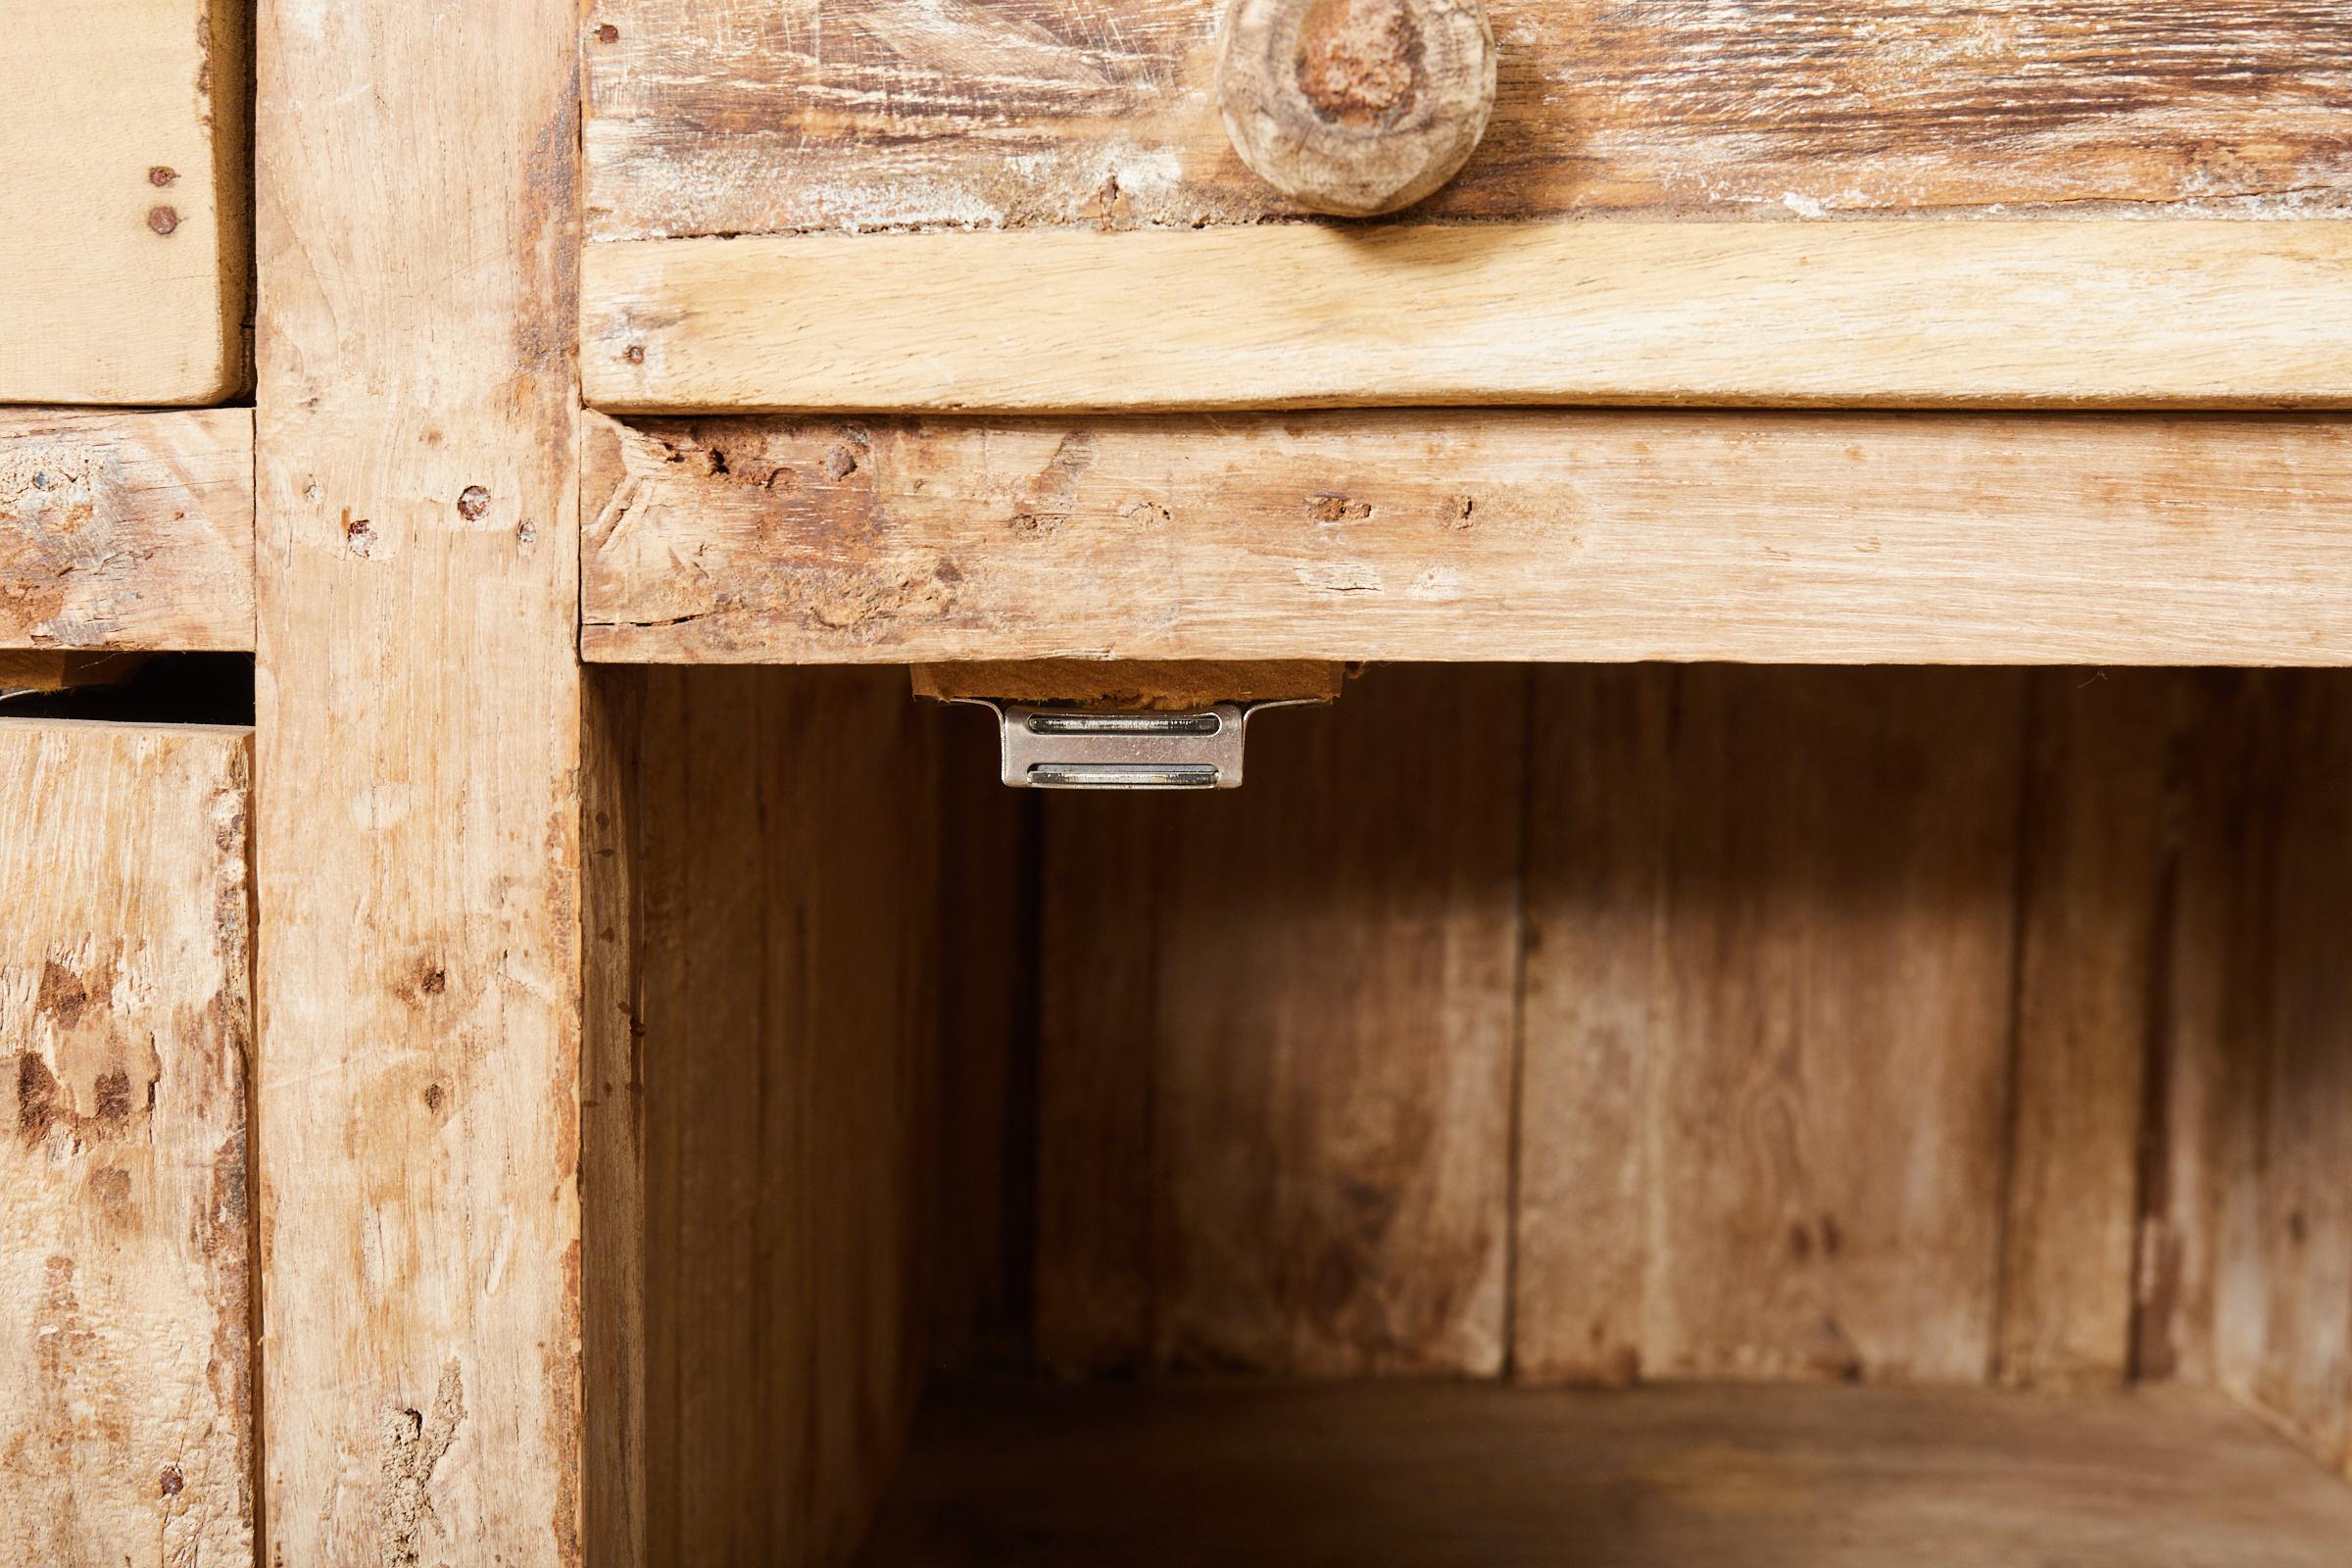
[
  {"left": 571, "top": 2, "right": 2352, "bottom": 673},
  {"left": 0, "top": 0, "right": 252, "bottom": 405},
  {"left": 578, "top": 0, "right": 2352, "bottom": 413},
  {"left": 0, "top": 717, "right": 255, "bottom": 1566}
]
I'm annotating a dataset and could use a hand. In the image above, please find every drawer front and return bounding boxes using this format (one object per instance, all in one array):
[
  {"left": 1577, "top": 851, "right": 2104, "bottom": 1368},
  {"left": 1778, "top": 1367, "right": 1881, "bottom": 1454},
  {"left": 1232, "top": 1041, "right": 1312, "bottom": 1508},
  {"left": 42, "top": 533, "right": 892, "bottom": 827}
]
[
  {"left": 0, "top": 718, "right": 255, "bottom": 1566},
  {"left": 0, "top": 0, "right": 251, "bottom": 405},
  {"left": 580, "top": 0, "right": 2352, "bottom": 413}
]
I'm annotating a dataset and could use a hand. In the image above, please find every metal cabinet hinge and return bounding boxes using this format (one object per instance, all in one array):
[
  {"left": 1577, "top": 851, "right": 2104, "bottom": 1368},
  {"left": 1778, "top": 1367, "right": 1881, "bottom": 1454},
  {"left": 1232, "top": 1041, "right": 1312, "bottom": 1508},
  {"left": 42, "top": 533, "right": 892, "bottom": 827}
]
[{"left": 950, "top": 699, "right": 1319, "bottom": 790}]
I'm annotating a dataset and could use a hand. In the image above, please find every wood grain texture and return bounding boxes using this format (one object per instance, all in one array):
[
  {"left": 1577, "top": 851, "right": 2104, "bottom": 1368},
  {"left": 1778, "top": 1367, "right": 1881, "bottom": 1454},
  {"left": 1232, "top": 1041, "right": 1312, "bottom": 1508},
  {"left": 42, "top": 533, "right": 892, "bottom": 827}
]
[
  {"left": 0, "top": 719, "right": 254, "bottom": 1568},
  {"left": 912, "top": 660, "right": 1346, "bottom": 710},
  {"left": 1996, "top": 671, "right": 2200, "bottom": 1390},
  {"left": 621, "top": 666, "right": 945, "bottom": 1564},
  {"left": 582, "top": 221, "right": 2352, "bottom": 414},
  {"left": 2195, "top": 675, "right": 2352, "bottom": 1474},
  {"left": 1, "top": 410, "right": 253, "bottom": 653},
  {"left": 583, "top": 0, "right": 2352, "bottom": 239},
  {"left": 1514, "top": 667, "right": 2026, "bottom": 1385},
  {"left": 1035, "top": 667, "right": 1523, "bottom": 1376},
  {"left": 583, "top": 411, "right": 2352, "bottom": 667},
  {"left": 864, "top": 1379, "right": 2352, "bottom": 1568},
  {"left": 1, "top": 0, "right": 250, "bottom": 403},
  {"left": 250, "top": 0, "right": 585, "bottom": 1560}
]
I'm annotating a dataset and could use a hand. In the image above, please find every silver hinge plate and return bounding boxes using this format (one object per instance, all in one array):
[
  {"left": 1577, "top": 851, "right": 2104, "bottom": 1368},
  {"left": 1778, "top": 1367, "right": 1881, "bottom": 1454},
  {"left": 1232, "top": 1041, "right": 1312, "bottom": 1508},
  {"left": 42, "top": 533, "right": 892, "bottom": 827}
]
[{"left": 954, "top": 700, "right": 1316, "bottom": 789}]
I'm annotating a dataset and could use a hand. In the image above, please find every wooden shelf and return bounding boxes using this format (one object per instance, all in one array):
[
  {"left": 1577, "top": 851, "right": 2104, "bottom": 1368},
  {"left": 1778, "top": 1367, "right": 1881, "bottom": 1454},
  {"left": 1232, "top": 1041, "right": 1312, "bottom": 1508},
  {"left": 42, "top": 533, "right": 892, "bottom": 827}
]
[{"left": 862, "top": 1379, "right": 2352, "bottom": 1566}]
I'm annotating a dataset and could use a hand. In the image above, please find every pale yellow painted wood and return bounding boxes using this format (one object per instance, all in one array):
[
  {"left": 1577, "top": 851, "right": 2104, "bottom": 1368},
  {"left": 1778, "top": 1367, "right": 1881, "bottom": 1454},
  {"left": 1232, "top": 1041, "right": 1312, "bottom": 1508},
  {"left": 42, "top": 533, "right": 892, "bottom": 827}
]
[
  {"left": 582, "top": 411, "right": 2352, "bottom": 667},
  {"left": 866, "top": 1380, "right": 2352, "bottom": 1566},
  {"left": 252, "top": 0, "right": 586, "bottom": 1561},
  {"left": 0, "top": 718, "right": 254, "bottom": 1568},
  {"left": 1, "top": 409, "right": 254, "bottom": 651},
  {"left": 581, "top": 220, "right": 2352, "bottom": 414},
  {"left": 0, "top": 0, "right": 251, "bottom": 404}
]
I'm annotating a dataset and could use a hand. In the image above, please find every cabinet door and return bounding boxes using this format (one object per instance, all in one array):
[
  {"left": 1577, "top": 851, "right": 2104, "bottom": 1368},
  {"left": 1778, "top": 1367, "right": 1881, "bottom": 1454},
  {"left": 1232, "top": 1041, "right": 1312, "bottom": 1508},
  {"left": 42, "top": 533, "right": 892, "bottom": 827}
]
[{"left": 1, "top": 718, "right": 255, "bottom": 1568}]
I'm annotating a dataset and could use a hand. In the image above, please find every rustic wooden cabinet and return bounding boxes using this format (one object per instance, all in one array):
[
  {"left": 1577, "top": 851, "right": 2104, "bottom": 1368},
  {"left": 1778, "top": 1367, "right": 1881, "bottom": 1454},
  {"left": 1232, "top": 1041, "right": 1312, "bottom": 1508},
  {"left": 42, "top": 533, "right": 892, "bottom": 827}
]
[{"left": 6, "top": 0, "right": 2352, "bottom": 1563}]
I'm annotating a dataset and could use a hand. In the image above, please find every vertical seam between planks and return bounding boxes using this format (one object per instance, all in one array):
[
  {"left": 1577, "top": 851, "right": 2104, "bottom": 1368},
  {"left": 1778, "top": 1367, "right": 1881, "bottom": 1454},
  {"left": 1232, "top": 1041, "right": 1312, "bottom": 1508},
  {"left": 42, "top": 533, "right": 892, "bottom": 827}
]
[
  {"left": 1499, "top": 665, "right": 1539, "bottom": 1381},
  {"left": 1987, "top": 668, "right": 2044, "bottom": 1385}
]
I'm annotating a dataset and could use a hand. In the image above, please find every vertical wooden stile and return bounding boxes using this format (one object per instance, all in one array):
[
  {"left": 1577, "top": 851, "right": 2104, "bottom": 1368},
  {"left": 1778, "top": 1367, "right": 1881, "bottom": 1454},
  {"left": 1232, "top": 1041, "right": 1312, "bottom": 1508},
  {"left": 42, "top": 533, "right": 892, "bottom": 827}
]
[{"left": 251, "top": 0, "right": 590, "bottom": 1559}]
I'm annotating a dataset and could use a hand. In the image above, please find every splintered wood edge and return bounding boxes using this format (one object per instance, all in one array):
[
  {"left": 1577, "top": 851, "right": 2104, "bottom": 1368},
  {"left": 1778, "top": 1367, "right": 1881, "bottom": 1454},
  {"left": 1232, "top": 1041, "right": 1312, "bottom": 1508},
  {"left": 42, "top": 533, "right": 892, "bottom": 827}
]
[
  {"left": 581, "top": 220, "right": 2352, "bottom": 414},
  {"left": 1, "top": 408, "right": 256, "bottom": 652},
  {"left": 912, "top": 661, "right": 1350, "bottom": 710}
]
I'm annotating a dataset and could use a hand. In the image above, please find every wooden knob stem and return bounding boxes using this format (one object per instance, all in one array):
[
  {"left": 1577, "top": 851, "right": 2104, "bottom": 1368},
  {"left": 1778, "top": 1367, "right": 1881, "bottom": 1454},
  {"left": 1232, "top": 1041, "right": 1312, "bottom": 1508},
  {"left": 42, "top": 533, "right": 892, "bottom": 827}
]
[{"left": 1216, "top": 0, "right": 1497, "bottom": 218}]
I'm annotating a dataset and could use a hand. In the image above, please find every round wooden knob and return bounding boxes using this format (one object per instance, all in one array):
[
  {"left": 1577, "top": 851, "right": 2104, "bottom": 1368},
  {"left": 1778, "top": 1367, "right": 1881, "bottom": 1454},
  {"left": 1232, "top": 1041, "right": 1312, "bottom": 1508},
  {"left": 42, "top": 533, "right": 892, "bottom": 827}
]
[{"left": 1216, "top": 0, "right": 1497, "bottom": 218}]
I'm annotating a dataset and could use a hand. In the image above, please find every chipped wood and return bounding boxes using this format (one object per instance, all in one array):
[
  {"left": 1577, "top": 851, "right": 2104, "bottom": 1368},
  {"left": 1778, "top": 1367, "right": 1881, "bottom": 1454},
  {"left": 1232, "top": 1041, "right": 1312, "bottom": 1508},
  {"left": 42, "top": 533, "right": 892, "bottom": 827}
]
[
  {"left": 583, "top": 0, "right": 2352, "bottom": 240},
  {"left": 582, "top": 221, "right": 2352, "bottom": 414},
  {"left": 0, "top": 718, "right": 255, "bottom": 1568},
  {"left": 582, "top": 411, "right": 2352, "bottom": 667},
  {"left": 1, "top": 410, "right": 254, "bottom": 654}
]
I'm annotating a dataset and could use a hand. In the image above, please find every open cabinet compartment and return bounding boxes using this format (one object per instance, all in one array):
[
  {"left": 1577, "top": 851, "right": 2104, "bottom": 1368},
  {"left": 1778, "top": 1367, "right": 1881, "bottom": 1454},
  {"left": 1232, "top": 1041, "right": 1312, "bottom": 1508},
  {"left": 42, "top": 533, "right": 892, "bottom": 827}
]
[{"left": 583, "top": 662, "right": 2352, "bottom": 1567}]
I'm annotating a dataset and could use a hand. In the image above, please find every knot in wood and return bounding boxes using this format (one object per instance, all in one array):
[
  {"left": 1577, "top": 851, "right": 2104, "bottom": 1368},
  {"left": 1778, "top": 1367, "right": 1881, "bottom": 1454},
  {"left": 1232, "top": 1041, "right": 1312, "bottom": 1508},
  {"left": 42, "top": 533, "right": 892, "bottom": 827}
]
[{"left": 1217, "top": 0, "right": 1495, "bottom": 217}]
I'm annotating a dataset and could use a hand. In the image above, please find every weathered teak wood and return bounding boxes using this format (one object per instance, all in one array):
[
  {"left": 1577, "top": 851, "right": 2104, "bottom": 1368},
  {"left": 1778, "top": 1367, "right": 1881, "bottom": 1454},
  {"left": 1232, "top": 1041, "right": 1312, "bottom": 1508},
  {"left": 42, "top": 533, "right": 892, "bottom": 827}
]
[
  {"left": 864, "top": 1380, "right": 2352, "bottom": 1566},
  {"left": 1515, "top": 667, "right": 2026, "bottom": 1384},
  {"left": 1, "top": 410, "right": 255, "bottom": 652},
  {"left": 582, "top": 221, "right": 2352, "bottom": 413},
  {"left": 1035, "top": 668, "right": 1525, "bottom": 1376},
  {"left": 251, "top": 0, "right": 587, "bottom": 1561},
  {"left": 0, "top": 0, "right": 251, "bottom": 404},
  {"left": 585, "top": 0, "right": 2352, "bottom": 238},
  {"left": 583, "top": 411, "right": 2352, "bottom": 667},
  {"left": 0, "top": 719, "right": 255, "bottom": 1567}
]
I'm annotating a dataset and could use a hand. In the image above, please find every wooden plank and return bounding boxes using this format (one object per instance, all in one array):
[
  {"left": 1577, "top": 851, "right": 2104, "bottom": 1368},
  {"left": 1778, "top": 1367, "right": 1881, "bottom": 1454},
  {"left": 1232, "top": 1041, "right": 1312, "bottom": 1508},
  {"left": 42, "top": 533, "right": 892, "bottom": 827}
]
[
  {"left": 1036, "top": 667, "right": 1524, "bottom": 1376},
  {"left": 250, "top": 0, "right": 586, "bottom": 1561},
  {"left": 585, "top": 0, "right": 2352, "bottom": 240},
  {"left": 1, "top": 0, "right": 250, "bottom": 403},
  {"left": 581, "top": 222, "right": 2352, "bottom": 414},
  {"left": 1996, "top": 671, "right": 2200, "bottom": 1390},
  {"left": 912, "top": 660, "right": 1347, "bottom": 710},
  {"left": 1, "top": 410, "right": 254, "bottom": 653},
  {"left": 583, "top": 411, "right": 2352, "bottom": 668},
  {"left": 864, "top": 1379, "right": 2352, "bottom": 1568},
  {"left": 616, "top": 666, "right": 945, "bottom": 1562},
  {"left": 1515, "top": 667, "right": 2026, "bottom": 1384},
  {"left": 2202, "top": 674, "right": 2352, "bottom": 1474},
  {"left": 0, "top": 719, "right": 254, "bottom": 1568}
]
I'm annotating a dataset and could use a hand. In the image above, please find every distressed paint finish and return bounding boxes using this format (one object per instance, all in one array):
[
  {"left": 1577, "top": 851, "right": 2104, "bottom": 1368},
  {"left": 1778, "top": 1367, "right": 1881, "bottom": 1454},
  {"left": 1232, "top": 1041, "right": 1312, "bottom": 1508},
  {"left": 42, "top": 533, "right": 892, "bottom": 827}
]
[
  {"left": 581, "top": 411, "right": 2352, "bottom": 667},
  {"left": 584, "top": 0, "right": 2352, "bottom": 239},
  {"left": 0, "top": 719, "right": 254, "bottom": 1568},
  {"left": 0, "top": 410, "right": 255, "bottom": 653},
  {"left": 252, "top": 0, "right": 586, "bottom": 1560}
]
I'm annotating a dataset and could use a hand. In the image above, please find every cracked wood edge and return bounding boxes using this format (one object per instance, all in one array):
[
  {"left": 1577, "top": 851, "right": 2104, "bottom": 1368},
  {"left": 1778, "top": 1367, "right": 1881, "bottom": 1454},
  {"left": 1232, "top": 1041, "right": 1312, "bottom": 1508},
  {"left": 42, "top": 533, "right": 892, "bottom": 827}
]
[
  {"left": 253, "top": 0, "right": 587, "bottom": 1561},
  {"left": 582, "top": 221, "right": 2352, "bottom": 414},
  {"left": 1, "top": 409, "right": 254, "bottom": 653},
  {"left": 1, "top": 719, "right": 256, "bottom": 1567},
  {"left": 581, "top": 410, "right": 2352, "bottom": 667},
  {"left": 0, "top": 0, "right": 251, "bottom": 403}
]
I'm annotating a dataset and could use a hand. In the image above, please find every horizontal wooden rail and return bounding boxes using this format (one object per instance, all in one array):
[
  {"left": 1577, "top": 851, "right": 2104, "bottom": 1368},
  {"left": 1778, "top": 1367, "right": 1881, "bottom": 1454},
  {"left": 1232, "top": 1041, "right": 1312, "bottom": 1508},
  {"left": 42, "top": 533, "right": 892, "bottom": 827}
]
[
  {"left": 583, "top": 410, "right": 2352, "bottom": 667},
  {"left": 1, "top": 409, "right": 254, "bottom": 652},
  {"left": 582, "top": 220, "right": 2352, "bottom": 414}
]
